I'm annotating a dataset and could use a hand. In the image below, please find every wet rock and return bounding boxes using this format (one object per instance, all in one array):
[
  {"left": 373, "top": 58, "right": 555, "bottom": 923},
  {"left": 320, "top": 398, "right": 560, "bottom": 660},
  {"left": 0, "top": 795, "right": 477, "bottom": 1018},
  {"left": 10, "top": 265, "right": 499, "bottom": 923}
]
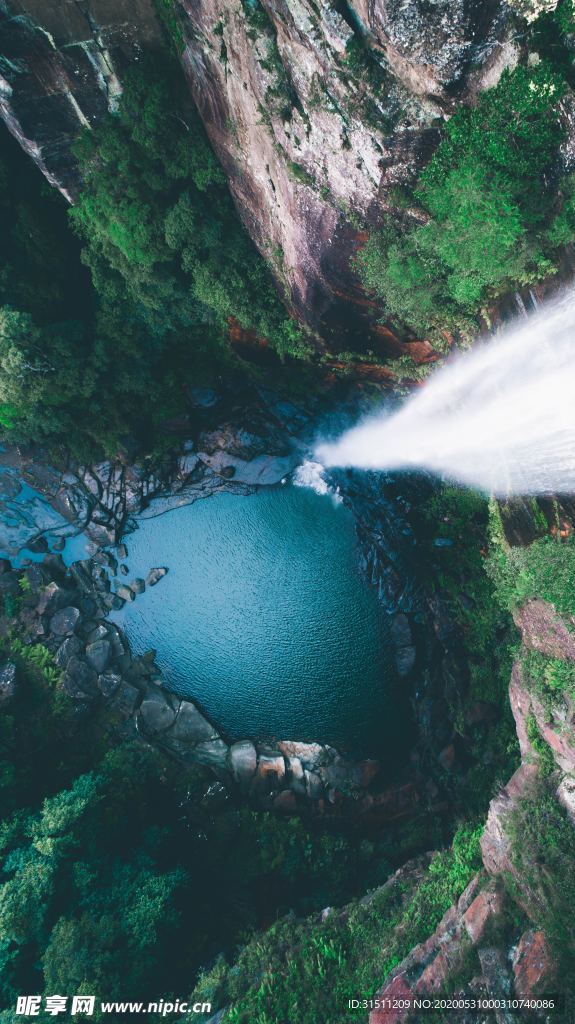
[
  {"left": 119, "top": 564, "right": 129, "bottom": 576},
  {"left": 55, "top": 635, "right": 82, "bottom": 669},
  {"left": 512, "top": 929, "right": 555, "bottom": 999},
  {"left": 193, "top": 738, "right": 230, "bottom": 769},
  {"left": 37, "top": 582, "right": 73, "bottom": 616},
  {"left": 0, "top": 662, "right": 17, "bottom": 704},
  {"left": 395, "top": 645, "right": 416, "bottom": 677},
  {"left": 166, "top": 700, "right": 218, "bottom": 747},
  {"left": 258, "top": 754, "right": 286, "bottom": 785},
  {"left": 50, "top": 606, "right": 81, "bottom": 636},
  {"left": 88, "top": 624, "right": 108, "bottom": 643},
  {"left": 304, "top": 769, "right": 324, "bottom": 800},
  {"left": 139, "top": 692, "right": 177, "bottom": 735},
  {"left": 146, "top": 566, "right": 168, "bottom": 587},
  {"left": 109, "top": 680, "right": 140, "bottom": 717},
  {"left": 117, "top": 544, "right": 128, "bottom": 560},
  {"left": 63, "top": 656, "right": 98, "bottom": 698},
  {"left": 129, "top": 578, "right": 145, "bottom": 595},
  {"left": 287, "top": 755, "right": 306, "bottom": 795},
  {"left": 85, "top": 638, "right": 111, "bottom": 674},
  {"left": 97, "top": 673, "right": 122, "bottom": 699},
  {"left": 115, "top": 585, "right": 135, "bottom": 603},
  {"left": 229, "top": 740, "right": 257, "bottom": 788},
  {"left": 277, "top": 740, "right": 330, "bottom": 768}
]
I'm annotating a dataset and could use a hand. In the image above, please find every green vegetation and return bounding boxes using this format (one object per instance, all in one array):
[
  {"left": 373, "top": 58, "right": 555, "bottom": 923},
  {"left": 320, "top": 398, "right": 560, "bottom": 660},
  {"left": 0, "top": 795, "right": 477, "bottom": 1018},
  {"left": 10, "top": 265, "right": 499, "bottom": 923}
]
[
  {"left": 506, "top": 778, "right": 575, "bottom": 976},
  {"left": 0, "top": 56, "right": 309, "bottom": 457},
  {"left": 357, "top": 63, "right": 571, "bottom": 336},
  {"left": 487, "top": 529, "right": 575, "bottom": 618},
  {"left": 191, "top": 822, "right": 483, "bottom": 1024},
  {"left": 521, "top": 647, "right": 575, "bottom": 710},
  {"left": 419, "top": 486, "right": 520, "bottom": 812},
  {"left": 0, "top": 619, "right": 414, "bottom": 1022}
]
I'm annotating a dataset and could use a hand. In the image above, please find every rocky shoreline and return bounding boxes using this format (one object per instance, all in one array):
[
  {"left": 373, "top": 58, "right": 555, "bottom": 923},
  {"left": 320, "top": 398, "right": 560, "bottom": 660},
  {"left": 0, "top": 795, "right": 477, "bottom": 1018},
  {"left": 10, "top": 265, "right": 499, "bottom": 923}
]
[{"left": 0, "top": 384, "right": 462, "bottom": 820}]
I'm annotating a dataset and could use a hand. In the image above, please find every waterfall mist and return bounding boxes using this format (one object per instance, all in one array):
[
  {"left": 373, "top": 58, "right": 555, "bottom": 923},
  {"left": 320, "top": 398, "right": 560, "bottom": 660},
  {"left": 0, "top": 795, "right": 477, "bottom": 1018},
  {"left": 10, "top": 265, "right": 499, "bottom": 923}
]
[{"left": 316, "top": 291, "right": 575, "bottom": 496}]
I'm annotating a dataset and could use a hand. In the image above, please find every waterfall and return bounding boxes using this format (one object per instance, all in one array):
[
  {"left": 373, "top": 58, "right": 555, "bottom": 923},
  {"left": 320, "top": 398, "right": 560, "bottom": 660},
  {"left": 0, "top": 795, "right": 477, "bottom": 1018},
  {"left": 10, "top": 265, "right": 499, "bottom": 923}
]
[{"left": 316, "top": 290, "right": 575, "bottom": 496}]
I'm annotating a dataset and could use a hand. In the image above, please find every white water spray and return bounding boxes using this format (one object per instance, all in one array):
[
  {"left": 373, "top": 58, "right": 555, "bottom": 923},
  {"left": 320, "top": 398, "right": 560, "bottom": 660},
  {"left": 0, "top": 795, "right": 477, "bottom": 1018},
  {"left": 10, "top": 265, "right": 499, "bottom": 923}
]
[{"left": 316, "top": 290, "right": 575, "bottom": 496}]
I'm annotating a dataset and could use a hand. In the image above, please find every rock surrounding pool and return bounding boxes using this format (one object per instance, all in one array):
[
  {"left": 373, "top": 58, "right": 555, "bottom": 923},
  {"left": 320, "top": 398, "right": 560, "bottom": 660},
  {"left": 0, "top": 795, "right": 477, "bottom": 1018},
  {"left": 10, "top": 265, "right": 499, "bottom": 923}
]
[{"left": 113, "top": 484, "right": 402, "bottom": 755}]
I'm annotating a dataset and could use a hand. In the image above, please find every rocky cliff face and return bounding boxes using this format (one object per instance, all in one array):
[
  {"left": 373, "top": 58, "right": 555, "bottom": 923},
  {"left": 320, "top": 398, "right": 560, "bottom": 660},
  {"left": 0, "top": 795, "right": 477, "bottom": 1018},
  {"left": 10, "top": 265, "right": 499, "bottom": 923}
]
[
  {"left": 0, "top": 0, "right": 162, "bottom": 200},
  {"left": 179, "top": 0, "right": 517, "bottom": 334},
  {"left": 0, "top": 0, "right": 518, "bottom": 337}
]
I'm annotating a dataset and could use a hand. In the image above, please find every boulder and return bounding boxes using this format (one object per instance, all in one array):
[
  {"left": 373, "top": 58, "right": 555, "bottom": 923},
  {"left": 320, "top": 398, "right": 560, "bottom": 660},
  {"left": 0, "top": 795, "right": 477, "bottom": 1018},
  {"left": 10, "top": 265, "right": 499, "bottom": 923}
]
[
  {"left": 139, "top": 693, "right": 177, "bottom": 735},
  {"left": 229, "top": 740, "right": 258, "bottom": 788},
  {"left": 117, "top": 543, "right": 128, "bottom": 559},
  {"left": 119, "top": 564, "right": 129, "bottom": 576},
  {"left": 146, "top": 566, "right": 168, "bottom": 587},
  {"left": 37, "top": 582, "right": 73, "bottom": 616},
  {"left": 63, "top": 656, "right": 98, "bottom": 699},
  {"left": 85, "top": 638, "right": 111, "bottom": 674},
  {"left": 55, "top": 635, "right": 82, "bottom": 669},
  {"left": 165, "top": 700, "right": 218, "bottom": 747},
  {"left": 193, "top": 738, "right": 230, "bottom": 769},
  {"left": 287, "top": 755, "right": 306, "bottom": 795},
  {"left": 0, "top": 662, "right": 16, "bottom": 704},
  {"left": 277, "top": 740, "right": 330, "bottom": 768},
  {"left": 115, "top": 585, "right": 135, "bottom": 603},
  {"left": 129, "top": 578, "right": 146, "bottom": 595},
  {"left": 50, "top": 606, "right": 80, "bottom": 636},
  {"left": 88, "top": 624, "right": 108, "bottom": 643},
  {"left": 97, "top": 673, "right": 122, "bottom": 699},
  {"left": 257, "top": 754, "right": 286, "bottom": 785},
  {"left": 304, "top": 769, "right": 324, "bottom": 800},
  {"left": 395, "top": 645, "right": 416, "bottom": 677},
  {"left": 109, "top": 680, "right": 140, "bottom": 717}
]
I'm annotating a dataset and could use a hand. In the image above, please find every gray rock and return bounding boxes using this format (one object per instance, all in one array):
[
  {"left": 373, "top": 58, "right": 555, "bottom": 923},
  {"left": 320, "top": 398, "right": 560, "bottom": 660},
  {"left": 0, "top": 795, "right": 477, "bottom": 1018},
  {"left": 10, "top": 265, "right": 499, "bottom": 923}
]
[
  {"left": 37, "top": 582, "right": 72, "bottom": 616},
  {"left": 257, "top": 754, "right": 286, "bottom": 785},
  {"left": 63, "top": 656, "right": 98, "bottom": 698},
  {"left": 166, "top": 700, "right": 218, "bottom": 746},
  {"left": 229, "top": 740, "right": 258, "bottom": 788},
  {"left": 395, "top": 645, "right": 416, "bottom": 677},
  {"left": 304, "top": 769, "right": 324, "bottom": 800},
  {"left": 97, "top": 673, "right": 122, "bottom": 699},
  {"left": 129, "top": 578, "right": 146, "bottom": 595},
  {"left": 117, "top": 543, "right": 128, "bottom": 559},
  {"left": 119, "top": 564, "right": 129, "bottom": 576},
  {"left": 287, "top": 755, "right": 306, "bottom": 795},
  {"left": 146, "top": 566, "right": 168, "bottom": 587},
  {"left": 55, "top": 635, "right": 82, "bottom": 669},
  {"left": 115, "top": 585, "right": 135, "bottom": 602},
  {"left": 109, "top": 681, "right": 140, "bottom": 717},
  {"left": 50, "top": 606, "right": 80, "bottom": 636},
  {"left": 88, "top": 624, "right": 109, "bottom": 643},
  {"left": 0, "top": 662, "right": 16, "bottom": 704},
  {"left": 139, "top": 693, "right": 177, "bottom": 735},
  {"left": 85, "top": 638, "right": 111, "bottom": 674},
  {"left": 193, "top": 738, "right": 230, "bottom": 769}
]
